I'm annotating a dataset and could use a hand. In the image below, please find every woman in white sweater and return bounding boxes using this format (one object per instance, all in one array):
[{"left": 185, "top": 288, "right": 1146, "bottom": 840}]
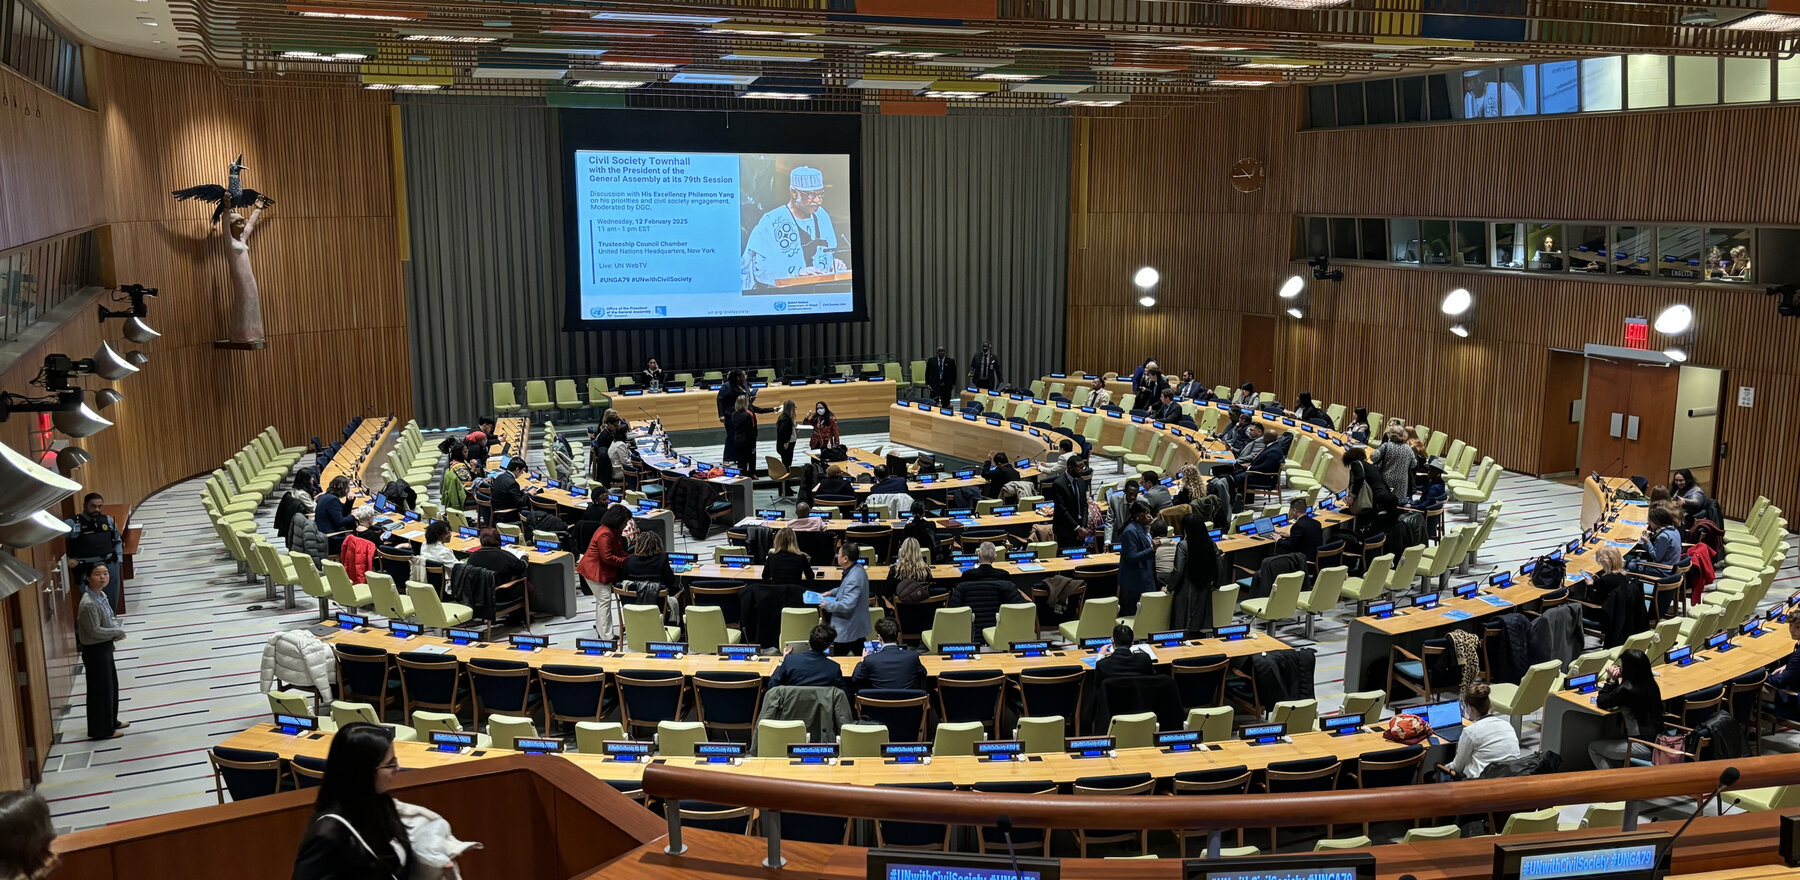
[{"left": 1447, "top": 682, "right": 1521, "bottom": 779}]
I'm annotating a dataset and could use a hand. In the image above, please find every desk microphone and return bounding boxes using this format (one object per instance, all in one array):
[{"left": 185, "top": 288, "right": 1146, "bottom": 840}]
[
  {"left": 1654, "top": 766, "right": 1740, "bottom": 880},
  {"left": 995, "top": 814, "right": 1021, "bottom": 880}
]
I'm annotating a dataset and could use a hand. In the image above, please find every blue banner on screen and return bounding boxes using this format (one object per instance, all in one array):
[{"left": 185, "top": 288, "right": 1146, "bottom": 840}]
[
  {"left": 1518, "top": 844, "right": 1658, "bottom": 879},
  {"left": 572, "top": 149, "right": 854, "bottom": 321}
]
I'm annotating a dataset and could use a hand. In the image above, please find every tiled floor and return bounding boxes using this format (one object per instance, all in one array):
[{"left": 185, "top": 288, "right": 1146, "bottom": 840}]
[{"left": 38, "top": 422, "right": 1800, "bottom": 833}]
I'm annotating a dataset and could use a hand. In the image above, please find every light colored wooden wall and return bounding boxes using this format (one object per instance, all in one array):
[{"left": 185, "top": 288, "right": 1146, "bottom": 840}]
[{"left": 1070, "top": 89, "right": 1800, "bottom": 518}]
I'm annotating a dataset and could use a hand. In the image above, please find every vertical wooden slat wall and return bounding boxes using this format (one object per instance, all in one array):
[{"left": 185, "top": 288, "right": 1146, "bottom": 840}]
[
  {"left": 0, "top": 50, "right": 411, "bottom": 516},
  {"left": 1069, "top": 88, "right": 1800, "bottom": 519}
]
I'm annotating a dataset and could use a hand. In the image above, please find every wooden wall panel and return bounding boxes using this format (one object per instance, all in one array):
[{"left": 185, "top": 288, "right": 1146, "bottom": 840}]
[
  {"left": 0, "top": 66, "right": 102, "bottom": 252},
  {"left": 1071, "top": 89, "right": 1800, "bottom": 518}
]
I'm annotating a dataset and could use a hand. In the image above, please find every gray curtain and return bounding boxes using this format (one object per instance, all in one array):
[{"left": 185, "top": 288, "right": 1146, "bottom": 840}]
[{"left": 401, "top": 99, "right": 1069, "bottom": 427}]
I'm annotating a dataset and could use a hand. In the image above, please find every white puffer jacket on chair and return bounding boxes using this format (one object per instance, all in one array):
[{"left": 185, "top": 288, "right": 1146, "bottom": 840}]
[{"left": 258, "top": 629, "right": 335, "bottom": 702}]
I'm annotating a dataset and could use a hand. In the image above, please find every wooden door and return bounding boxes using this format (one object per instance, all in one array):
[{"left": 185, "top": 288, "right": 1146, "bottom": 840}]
[
  {"left": 1238, "top": 314, "right": 1276, "bottom": 396},
  {"left": 1537, "top": 349, "right": 1585, "bottom": 475},
  {"left": 1578, "top": 358, "right": 1679, "bottom": 482}
]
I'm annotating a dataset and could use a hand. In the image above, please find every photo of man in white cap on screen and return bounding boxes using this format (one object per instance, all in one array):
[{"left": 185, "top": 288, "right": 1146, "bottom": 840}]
[{"left": 741, "top": 164, "right": 846, "bottom": 290}]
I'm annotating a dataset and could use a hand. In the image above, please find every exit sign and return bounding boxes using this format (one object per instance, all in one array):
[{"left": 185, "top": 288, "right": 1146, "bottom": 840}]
[{"left": 1624, "top": 318, "right": 1650, "bottom": 350}]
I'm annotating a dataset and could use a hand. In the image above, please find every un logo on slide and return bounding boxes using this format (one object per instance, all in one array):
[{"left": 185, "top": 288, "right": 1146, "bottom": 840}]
[{"left": 773, "top": 302, "right": 787, "bottom": 312}]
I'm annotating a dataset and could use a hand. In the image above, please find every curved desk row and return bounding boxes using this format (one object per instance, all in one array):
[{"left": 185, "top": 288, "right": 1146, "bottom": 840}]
[
  {"left": 598, "top": 377, "right": 898, "bottom": 432},
  {"left": 1343, "top": 476, "right": 1644, "bottom": 691}
]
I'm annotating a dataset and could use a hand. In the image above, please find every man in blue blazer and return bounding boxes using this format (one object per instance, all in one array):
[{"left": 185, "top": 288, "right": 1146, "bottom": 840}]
[
  {"left": 850, "top": 617, "right": 926, "bottom": 693},
  {"left": 770, "top": 625, "right": 847, "bottom": 690}
]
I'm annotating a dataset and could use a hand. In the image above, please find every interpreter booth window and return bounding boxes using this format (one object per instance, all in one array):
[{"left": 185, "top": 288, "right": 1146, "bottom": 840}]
[
  {"left": 1656, "top": 226, "right": 1704, "bottom": 280},
  {"left": 1366, "top": 80, "right": 1398, "bottom": 125},
  {"left": 1426, "top": 74, "right": 1454, "bottom": 121},
  {"left": 1627, "top": 55, "right": 1670, "bottom": 109},
  {"left": 1390, "top": 219, "right": 1421, "bottom": 263},
  {"left": 1538, "top": 61, "right": 1580, "bottom": 114},
  {"left": 1399, "top": 77, "right": 1428, "bottom": 123},
  {"left": 1492, "top": 222, "right": 1525, "bottom": 269},
  {"left": 1455, "top": 221, "right": 1487, "bottom": 267},
  {"left": 1571, "top": 225, "right": 1608, "bottom": 273},
  {"left": 1612, "top": 225, "right": 1653, "bottom": 276},
  {"left": 1302, "top": 217, "right": 1329, "bottom": 259},
  {"left": 1724, "top": 57, "right": 1771, "bottom": 104},
  {"left": 1674, "top": 56, "right": 1718, "bottom": 106},
  {"left": 1781, "top": 55, "right": 1800, "bottom": 101},
  {"left": 1581, "top": 56, "right": 1623, "bottom": 111},
  {"left": 1500, "top": 65, "right": 1538, "bottom": 116},
  {"left": 1330, "top": 217, "right": 1360, "bottom": 260},
  {"left": 1706, "top": 228, "right": 1753, "bottom": 282},
  {"left": 1335, "top": 83, "right": 1367, "bottom": 126},
  {"left": 1450, "top": 68, "right": 1502, "bottom": 118},
  {"left": 1420, "top": 220, "right": 1453, "bottom": 265},
  {"left": 1527, "top": 223, "right": 1564, "bottom": 272},
  {"left": 1307, "top": 85, "right": 1335, "bottom": 128},
  {"left": 1359, "top": 219, "right": 1388, "bottom": 261}
]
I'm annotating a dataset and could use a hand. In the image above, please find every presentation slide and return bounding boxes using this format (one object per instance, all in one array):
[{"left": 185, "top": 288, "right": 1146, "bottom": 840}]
[{"left": 572, "top": 150, "right": 854, "bottom": 322}]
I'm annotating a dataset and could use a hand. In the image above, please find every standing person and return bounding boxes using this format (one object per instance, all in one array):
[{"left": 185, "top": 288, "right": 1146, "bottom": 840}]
[
  {"left": 1118, "top": 502, "right": 1158, "bottom": 616},
  {"left": 1130, "top": 359, "right": 1156, "bottom": 401},
  {"left": 775, "top": 400, "right": 799, "bottom": 474},
  {"left": 0, "top": 790, "right": 56, "bottom": 880},
  {"left": 925, "top": 346, "right": 957, "bottom": 407},
  {"left": 1174, "top": 510, "right": 1221, "bottom": 634},
  {"left": 577, "top": 504, "right": 632, "bottom": 638},
  {"left": 1372, "top": 426, "right": 1414, "bottom": 500},
  {"left": 1050, "top": 455, "right": 1089, "bottom": 548},
  {"left": 64, "top": 492, "right": 124, "bottom": 611},
  {"left": 290, "top": 723, "right": 414, "bottom": 880},
  {"left": 724, "top": 396, "right": 763, "bottom": 476},
  {"left": 819, "top": 542, "right": 872, "bottom": 655},
  {"left": 75, "top": 561, "right": 127, "bottom": 740},
  {"left": 969, "top": 341, "right": 1002, "bottom": 391},
  {"left": 715, "top": 369, "right": 748, "bottom": 425},
  {"left": 1588, "top": 649, "right": 1663, "bottom": 769},
  {"left": 804, "top": 401, "right": 840, "bottom": 451}
]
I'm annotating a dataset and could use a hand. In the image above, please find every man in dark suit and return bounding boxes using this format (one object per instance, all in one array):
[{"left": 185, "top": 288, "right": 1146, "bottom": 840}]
[
  {"left": 1175, "top": 370, "right": 1208, "bottom": 401},
  {"left": 981, "top": 452, "right": 1020, "bottom": 500},
  {"left": 489, "top": 457, "right": 531, "bottom": 524},
  {"left": 1273, "top": 496, "right": 1324, "bottom": 569},
  {"left": 955, "top": 541, "right": 1007, "bottom": 583},
  {"left": 850, "top": 617, "right": 925, "bottom": 693},
  {"left": 769, "top": 625, "right": 846, "bottom": 690},
  {"left": 970, "top": 341, "right": 1002, "bottom": 390},
  {"left": 1152, "top": 390, "right": 1185, "bottom": 424},
  {"left": 1094, "top": 624, "right": 1155, "bottom": 685},
  {"left": 925, "top": 346, "right": 957, "bottom": 407}
]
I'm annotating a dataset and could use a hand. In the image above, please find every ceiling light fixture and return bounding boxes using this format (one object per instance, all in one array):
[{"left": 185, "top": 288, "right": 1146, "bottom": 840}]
[
  {"left": 1720, "top": 12, "right": 1800, "bottom": 31},
  {"left": 589, "top": 11, "right": 727, "bottom": 24},
  {"left": 569, "top": 71, "right": 659, "bottom": 88},
  {"left": 0, "top": 441, "right": 81, "bottom": 524},
  {"left": 1056, "top": 93, "right": 1129, "bottom": 107}
]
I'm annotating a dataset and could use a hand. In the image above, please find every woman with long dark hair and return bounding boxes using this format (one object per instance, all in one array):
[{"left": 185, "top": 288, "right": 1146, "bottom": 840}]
[
  {"left": 1588, "top": 648, "right": 1664, "bottom": 769},
  {"left": 0, "top": 790, "right": 56, "bottom": 880},
  {"left": 292, "top": 722, "right": 412, "bottom": 880},
  {"left": 577, "top": 503, "right": 634, "bottom": 638},
  {"left": 1172, "top": 510, "right": 1221, "bottom": 634}
]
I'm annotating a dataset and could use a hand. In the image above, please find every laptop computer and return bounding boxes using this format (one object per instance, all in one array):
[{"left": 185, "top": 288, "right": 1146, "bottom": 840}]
[{"left": 1424, "top": 698, "right": 1464, "bottom": 742}]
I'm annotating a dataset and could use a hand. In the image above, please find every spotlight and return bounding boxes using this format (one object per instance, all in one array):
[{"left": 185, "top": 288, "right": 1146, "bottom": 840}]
[
  {"left": 0, "top": 509, "right": 73, "bottom": 548},
  {"left": 51, "top": 390, "right": 112, "bottom": 438},
  {"left": 1138, "top": 294, "right": 1157, "bottom": 308},
  {"left": 56, "top": 446, "right": 92, "bottom": 471},
  {"left": 1653, "top": 304, "right": 1694, "bottom": 335},
  {"left": 126, "top": 351, "right": 150, "bottom": 367},
  {"left": 1285, "top": 306, "right": 1305, "bottom": 319},
  {"left": 0, "top": 553, "right": 40, "bottom": 603},
  {"left": 1766, "top": 284, "right": 1799, "bottom": 317},
  {"left": 1441, "top": 288, "right": 1473, "bottom": 316},
  {"left": 90, "top": 342, "right": 139, "bottom": 381},
  {"left": 1133, "top": 267, "right": 1161, "bottom": 288},
  {"left": 1663, "top": 347, "right": 1688, "bottom": 363},
  {"left": 124, "top": 316, "right": 160, "bottom": 344},
  {"left": 1307, "top": 256, "right": 1343, "bottom": 283},
  {"left": 1450, "top": 323, "right": 1470, "bottom": 338},
  {"left": 94, "top": 389, "right": 123, "bottom": 410},
  {"left": 1278, "top": 275, "right": 1305, "bottom": 299},
  {"left": 0, "top": 441, "right": 81, "bottom": 525}
]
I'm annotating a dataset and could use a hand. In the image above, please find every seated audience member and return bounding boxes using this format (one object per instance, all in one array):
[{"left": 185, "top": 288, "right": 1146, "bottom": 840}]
[
  {"left": 1233, "top": 382, "right": 1259, "bottom": 407},
  {"left": 1294, "top": 392, "right": 1331, "bottom": 428},
  {"left": 1766, "top": 616, "right": 1800, "bottom": 721},
  {"left": 315, "top": 475, "right": 357, "bottom": 553},
  {"left": 1234, "top": 422, "right": 1268, "bottom": 465},
  {"left": 789, "top": 501, "right": 828, "bottom": 532},
  {"left": 1152, "top": 389, "right": 1184, "bottom": 423},
  {"left": 950, "top": 550, "right": 1024, "bottom": 637},
  {"left": 1174, "top": 370, "right": 1208, "bottom": 401},
  {"left": 1630, "top": 505, "right": 1683, "bottom": 579},
  {"left": 851, "top": 617, "right": 925, "bottom": 693},
  {"left": 956, "top": 541, "right": 1006, "bottom": 583},
  {"left": 981, "top": 453, "right": 1020, "bottom": 500},
  {"left": 1670, "top": 468, "right": 1709, "bottom": 526},
  {"left": 413, "top": 520, "right": 460, "bottom": 581},
  {"left": 1172, "top": 465, "right": 1208, "bottom": 506},
  {"left": 489, "top": 457, "right": 531, "bottom": 523},
  {"left": 816, "top": 465, "right": 855, "bottom": 498},
  {"left": 900, "top": 503, "right": 938, "bottom": 560},
  {"left": 1588, "top": 649, "right": 1663, "bottom": 769},
  {"left": 1088, "top": 376, "right": 1113, "bottom": 409},
  {"left": 1272, "top": 497, "right": 1323, "bottom": 567},
  {"left": 761, "top": 527, "right": 817, "bottom": 584},
  {"left": 621, "top": 530, "right": 677, "bottom": 606},
  {"left": 1038, "top": 439, "right": 1076, "bottom": 480},
  {"left": 608, "top": 434, "right": 634, "bottom": 482},
  {"left": 769, "top": 624, "right": 846, "bottom": 689},
  {"left": 888, "top": 537, "right": 938, "bottom": 604},
  {"left": 1095, "top": 623, "right": 1154, "bottom": 685},
  {"left": 1221, "top": 408, "right": 1251, "bottom": 452},
  {"left": 869, "top": 466, "right": 910, "bottom": 495},
  {"left": 1446, "top": 683, "right": 1521, "bottom": 779},
  {"left": 1231, "top": 431, "right": 1285, "bottom": 498},
  {"left": 464, "top": 527, "right": 530, "bottom": 620},
  {"left": 1346, "top": 407, "right": 1372, "bottom": 443},
  {"left": 1141, "top": 472, "right": 1174, "bottom": 511}
]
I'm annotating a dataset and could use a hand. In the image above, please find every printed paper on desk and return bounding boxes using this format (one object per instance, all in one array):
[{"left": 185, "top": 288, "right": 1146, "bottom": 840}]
[
  {"left": 1478, "top": 595, "right": 1514, "bottom": 607},
  {"left": 1441, "top": 609, "right": 1473, "bottom": 621}
]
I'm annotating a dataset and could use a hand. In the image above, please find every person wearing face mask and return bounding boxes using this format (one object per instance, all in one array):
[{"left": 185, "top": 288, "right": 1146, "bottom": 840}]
[
  {"left": 804, "top": 401, "right": 840, "bottom": 450},
  {"left": 969, "top": 341, "right": 1002, "bottom": 391}
]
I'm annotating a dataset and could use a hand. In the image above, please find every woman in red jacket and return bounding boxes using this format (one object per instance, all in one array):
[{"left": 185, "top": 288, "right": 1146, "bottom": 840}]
[
  {"left": 338, "top": 505, "right": 381, "bottom": 584},
  {"left": 577, "top": 503, "right": 633, "bottom": 638}
]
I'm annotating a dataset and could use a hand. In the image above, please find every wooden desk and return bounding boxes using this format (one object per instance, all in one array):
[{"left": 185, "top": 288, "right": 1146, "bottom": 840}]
[
  {"left": 607, "top": 380, "right": 897, "bottom": 432},
  {"left": 1343, "top": 476, "right": 1645, "bottom": 690},
  {"left": 380, "top": 515, "right": 580, "bottom": 619},
  {"left": 812, "top": 445, "right": 1046, "bottom": 499},
  {"left": 320, "top": 415, "right": 395, "bottom": 488}
]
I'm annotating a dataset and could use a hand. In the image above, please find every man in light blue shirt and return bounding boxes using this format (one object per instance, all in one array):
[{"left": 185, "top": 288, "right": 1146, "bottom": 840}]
[{"left": 819, "top": 541, "right": 872, "bottom": 655}]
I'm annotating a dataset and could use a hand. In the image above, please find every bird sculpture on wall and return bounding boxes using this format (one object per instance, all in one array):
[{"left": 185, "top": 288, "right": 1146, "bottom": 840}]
[{"left": 170, "top": 154, "right": 274, "bottom": 223}]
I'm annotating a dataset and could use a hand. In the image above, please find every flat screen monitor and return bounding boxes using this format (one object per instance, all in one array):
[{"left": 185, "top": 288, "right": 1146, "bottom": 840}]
[
  {"left": 1493, "top": 831, "right": 1669, "bottom": 880},
  {"left": 868, "top": 851, "right": 1061, "bottom": 880},
  {"left": 1184, "top": 852, "right": 1375, "bottom": 880}
]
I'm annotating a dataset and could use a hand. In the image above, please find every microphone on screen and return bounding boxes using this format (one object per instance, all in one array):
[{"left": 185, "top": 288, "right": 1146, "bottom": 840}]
[{"left": 996, "top": 814, "right": 1021, "bottom": 880}]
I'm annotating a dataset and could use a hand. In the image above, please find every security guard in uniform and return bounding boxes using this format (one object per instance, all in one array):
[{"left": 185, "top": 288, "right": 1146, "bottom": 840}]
[{"left": 65, "top": 492, "right": 124, "bottom": 611}]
